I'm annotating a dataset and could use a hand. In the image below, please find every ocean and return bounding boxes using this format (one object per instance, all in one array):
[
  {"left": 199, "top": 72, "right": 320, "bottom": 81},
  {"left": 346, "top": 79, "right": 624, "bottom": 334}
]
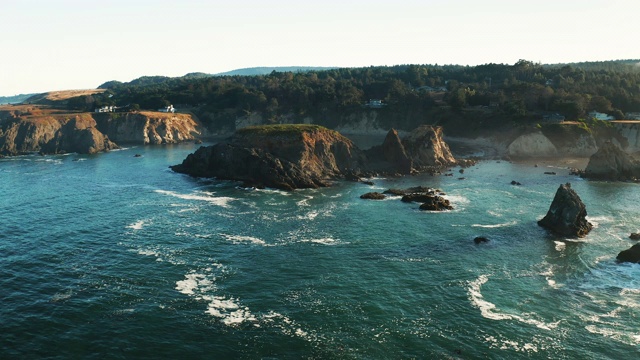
[{"left": 2, "top": 142, "right": 640, "bottom": 359}]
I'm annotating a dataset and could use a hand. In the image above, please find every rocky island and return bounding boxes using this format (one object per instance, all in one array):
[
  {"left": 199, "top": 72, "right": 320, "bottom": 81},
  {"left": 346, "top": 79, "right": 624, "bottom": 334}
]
[
  {"left": 171, "top": 124, "right": 463, "bottom": 190},
  {"left": 538, "top": 183, "right": 593, "bottom": 238}
]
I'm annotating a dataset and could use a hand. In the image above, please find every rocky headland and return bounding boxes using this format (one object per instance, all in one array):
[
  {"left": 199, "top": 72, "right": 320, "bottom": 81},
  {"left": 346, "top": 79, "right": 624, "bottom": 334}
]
[
  {"left": 0, "top": 113, "right": 117, "bottom": 155},
  {"left": 0, "top": 106, "right": 203, "bottom": 156},
  {"left": 171, "top": 124, "right": 463, "bottom": 190}
]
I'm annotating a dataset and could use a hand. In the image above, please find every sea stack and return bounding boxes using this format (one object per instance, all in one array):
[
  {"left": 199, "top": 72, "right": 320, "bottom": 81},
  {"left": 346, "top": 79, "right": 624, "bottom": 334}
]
[
  {"left": 538, "top": 183, "right": 593, "bottom": 237},
  {"left": 583, "top": 141, "right": 640, "bottom": 181}
]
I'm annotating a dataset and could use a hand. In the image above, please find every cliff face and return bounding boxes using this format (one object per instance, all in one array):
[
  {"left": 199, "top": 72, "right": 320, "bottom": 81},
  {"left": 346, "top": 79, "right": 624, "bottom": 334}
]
[
  {"left": 172, "top": 125, "right": 367, "bottom": 190},
  {"left": 95, "top": 111, "right": 201, "bottom": 144},
  {"left": 0, "top": 110, "right": 203, "bottom": 156},
  {"left": 613, "top": 122, "right": 640, "bottom": 152},
  {"left": 507, "top": 129, "right": 598, "bottom": 158},
  {"left": 507, "top": 132, "right": 558, "bottom": 157},
  {"left": 0, "top": 114, "right": 117, "bottom": 155}
]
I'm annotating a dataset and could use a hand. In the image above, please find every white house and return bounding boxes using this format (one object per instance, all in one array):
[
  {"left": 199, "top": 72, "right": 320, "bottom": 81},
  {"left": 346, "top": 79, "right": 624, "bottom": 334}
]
[
  {"left": 364, "top": 99, "right": 385, "bottom": 108},
  {"left": 95, "top": 105, "right": 115, "bottom": 113},
  {"left": 158, "top": 105, "right": 175, "bottom": 113},
  {"left": 588, "top": 111, "right": 615, "bottom": 121},
  {"left": 626, "top": 112, "right": 640, "bottom": 120}
]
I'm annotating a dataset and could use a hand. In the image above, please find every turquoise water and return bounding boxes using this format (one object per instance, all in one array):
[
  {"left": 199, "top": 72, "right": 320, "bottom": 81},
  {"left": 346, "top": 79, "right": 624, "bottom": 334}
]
[{"left": 2, "top": 144, "right": 640, "bottom": 359}]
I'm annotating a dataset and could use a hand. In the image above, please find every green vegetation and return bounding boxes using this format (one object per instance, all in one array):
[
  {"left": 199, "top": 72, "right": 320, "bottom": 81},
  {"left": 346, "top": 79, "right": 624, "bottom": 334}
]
[
  {"left": 60, "top": 59, "right": 640, "bottom": 135},
  {"left": 236, "top": 124, "right": 334, "bottom": 136}
]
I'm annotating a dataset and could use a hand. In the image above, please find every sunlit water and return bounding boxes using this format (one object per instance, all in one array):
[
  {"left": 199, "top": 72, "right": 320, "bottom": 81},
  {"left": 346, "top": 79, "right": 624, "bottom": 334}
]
[{"left": 2, "top": 144, "right": 640, "bottom": 359}]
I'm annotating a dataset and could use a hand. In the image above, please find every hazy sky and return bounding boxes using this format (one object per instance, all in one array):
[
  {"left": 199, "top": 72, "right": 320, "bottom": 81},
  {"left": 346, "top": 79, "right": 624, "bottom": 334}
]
[{"left": 1, "top": 0, "right": 638, "bottom": 95}]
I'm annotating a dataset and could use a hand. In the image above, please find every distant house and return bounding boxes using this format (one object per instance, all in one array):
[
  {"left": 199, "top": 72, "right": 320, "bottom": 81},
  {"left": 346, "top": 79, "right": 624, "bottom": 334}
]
[
  {"left": 364, "top": 99, "right": 385, "bottom": 109},
  {"left": 158, "top": 105, "right": 175, "bottom": 113},
  {"left": 626, "top": 112, "right": 640, "bottom": 120},
  {"left": 95, "top": 105, "right": 115, "bottom": 113},
  {"left": 588, "top": 111, "right": 615, "bottom": 121},
  {"left": 415, "top": 85, "right": 447, "bottom": 92},
  {"left": 542, "top": 113, "right": 565, "bottom": 123}
]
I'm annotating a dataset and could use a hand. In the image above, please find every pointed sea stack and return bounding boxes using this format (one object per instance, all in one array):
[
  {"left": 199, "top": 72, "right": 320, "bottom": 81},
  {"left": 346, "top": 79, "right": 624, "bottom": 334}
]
[
  {"left": 402, "top": 125, "right": 457, "bottom": 168},
  {"left": 381, "top": 129, "right": 412, "bottom": 174},
  {"left": 538, "top": 183, "right": 593, "bottom": 237}
]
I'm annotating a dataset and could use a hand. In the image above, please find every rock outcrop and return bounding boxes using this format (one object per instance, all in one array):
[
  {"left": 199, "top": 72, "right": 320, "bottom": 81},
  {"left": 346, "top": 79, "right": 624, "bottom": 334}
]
[
  {"left": 418, "top": 196, "right": 453, "bottom": 211},
  {"left": 381, "top": 129, "right": 412, "bottom": 174},
  {"left": 360, "top": 192, "right": 386, "bottom": 200},
  {"left": 583, "top": 141, "right": 640, "bottom": 181},
  {"left": 173, "top": 125, "right": 461, "bottom": 190},
  {"left": 0, "top": 114, "right": 117, "bottom": 155},
  {"left": 0, "top": 110, "right": 203, "bottom": 155},
  {"left": 365, "top": 129, "right": 413, "bottom": 174},
  {"left": 171, "top": 125, "right": 367, "bottom": 190},
  {"left": 402, "top": 125, "right": 457, "bottom": 168},
  {"left": 617, "top": 244, "right": 640, "bottom": 263},
  {"left": 538, "top": 183, "right": 593, "bottom": 237}
]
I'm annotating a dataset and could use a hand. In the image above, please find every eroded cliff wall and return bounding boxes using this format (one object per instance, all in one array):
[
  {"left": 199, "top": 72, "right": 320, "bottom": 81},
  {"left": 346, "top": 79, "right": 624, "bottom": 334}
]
[
  {"left": 0, "top": 110, "right": 203, "bottom": 155},
  {"left": 95, "top": 111, "right": 202, "bottom": 145}
]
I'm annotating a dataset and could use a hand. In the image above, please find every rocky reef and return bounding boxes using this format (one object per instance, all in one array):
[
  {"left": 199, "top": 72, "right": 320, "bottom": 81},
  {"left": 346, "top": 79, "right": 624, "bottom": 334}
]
[
  {"left": 538, "top": 183, "right": 593, "bottom": 238},
  {"left": 0, "top": 109, "right": 202, "bottom": 156},
  {"left": 582, "top": 141, "right": 640, "bottom": 181}
]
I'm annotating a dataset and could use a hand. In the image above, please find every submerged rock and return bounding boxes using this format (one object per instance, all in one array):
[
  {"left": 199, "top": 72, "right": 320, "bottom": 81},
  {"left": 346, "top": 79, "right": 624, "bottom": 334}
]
[
  {"left": 630, "top": 233, "right": 640, "bottom": 240},
  {"left": 474, "top": 236, "right": 490, "bottom": 244},
  {"left": 538, "top": 183, "right": 593, "bottom": 237},
  {"left": 617, "top": 243, "right": 640, "bottom": 263},
  {"left": 583, "top": 141, "right": 640, "bottom": 181}
]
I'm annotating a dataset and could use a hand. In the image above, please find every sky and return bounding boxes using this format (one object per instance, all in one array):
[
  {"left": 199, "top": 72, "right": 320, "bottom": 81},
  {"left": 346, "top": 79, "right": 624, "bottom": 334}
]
[{"left": 1, "top": 0, "right": 638, "bottom": 95}]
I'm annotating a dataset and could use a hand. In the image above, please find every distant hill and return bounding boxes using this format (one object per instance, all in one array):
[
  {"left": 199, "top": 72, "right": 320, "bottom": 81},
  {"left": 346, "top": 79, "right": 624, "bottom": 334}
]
[
  {"left": 0, "top": 93, "right": 37, "bottom": 105},
  {"left": 98, "top": 67, "right": 338, "bottom": 89},
  {"left": 25, "top": 89, "right": 107, "bottom": 104},
  {"left": 213, "top": 66, "right": 338, "bottom": 76}
]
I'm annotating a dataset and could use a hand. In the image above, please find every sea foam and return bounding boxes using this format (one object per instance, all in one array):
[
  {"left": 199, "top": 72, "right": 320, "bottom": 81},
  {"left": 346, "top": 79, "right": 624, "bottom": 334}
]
[
  {"left": 468, "top": 275, "right": 560, "bottom": 330},
  {"left": 155, "top": 189, "right": 236, "bottom": 208},
  {"left": 471, "top": 220, "right": 518, "bottom": 228},
  {"left": 221, "top": 233, "right": 269, "bottom": 246}
]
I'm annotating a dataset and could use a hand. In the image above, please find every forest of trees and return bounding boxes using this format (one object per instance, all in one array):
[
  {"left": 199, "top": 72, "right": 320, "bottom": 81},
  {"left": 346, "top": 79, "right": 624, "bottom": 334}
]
[{"left": 66, "top": 60, "right": 640, "bottom": 133}]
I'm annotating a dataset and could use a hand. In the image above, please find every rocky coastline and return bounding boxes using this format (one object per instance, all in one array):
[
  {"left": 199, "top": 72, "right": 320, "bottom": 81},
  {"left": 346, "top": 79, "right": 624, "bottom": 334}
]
[{"left": 0, "top": 109, "right": 203, "bottom": 156}]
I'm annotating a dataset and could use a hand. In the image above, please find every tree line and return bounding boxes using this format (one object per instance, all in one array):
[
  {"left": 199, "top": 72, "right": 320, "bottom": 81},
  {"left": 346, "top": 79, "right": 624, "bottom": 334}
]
[{"left": 65, "top": 60, "right": 640, "bottom": 132}]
